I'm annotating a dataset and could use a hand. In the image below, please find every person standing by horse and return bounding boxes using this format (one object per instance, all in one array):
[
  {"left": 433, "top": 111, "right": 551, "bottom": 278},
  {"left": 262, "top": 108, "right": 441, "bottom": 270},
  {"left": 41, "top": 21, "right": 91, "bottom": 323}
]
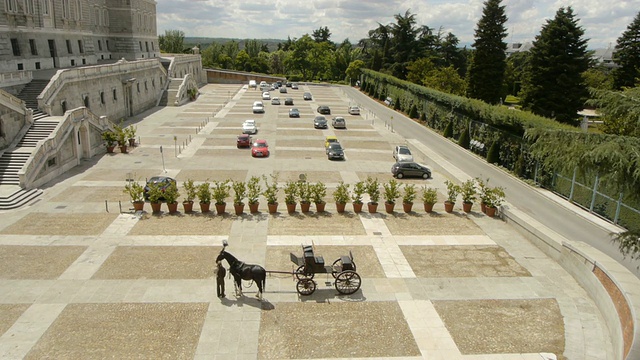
[{"left": 215, "top": 261, "right": 226, "bottom": 298}]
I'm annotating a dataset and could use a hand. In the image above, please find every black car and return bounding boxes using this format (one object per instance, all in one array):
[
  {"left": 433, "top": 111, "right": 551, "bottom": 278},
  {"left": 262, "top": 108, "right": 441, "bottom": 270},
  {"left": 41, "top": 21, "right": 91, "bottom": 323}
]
[
  {"left": 144, "top": 176, "right": 177, "bottom": 200},
  {"left": 284, "top": 97, "right": 294, "bottom": 105},
  {"left": 303, "top": 92, "right": 312, "bottom": 100},
  {"left": 313, "top": 116, "right": 328, "bottom": 129},
  {"left": 289, "top": 108, "right": 300, "bottom": 118},
  {"left": 391, "top": 162, "right": 431, "bottom": 179},
  {"left": 317, "top": 105, "right": 331, "bottom": 114},
  {"left": 326, "top": 143, "right": 345, "bottom": 160}
]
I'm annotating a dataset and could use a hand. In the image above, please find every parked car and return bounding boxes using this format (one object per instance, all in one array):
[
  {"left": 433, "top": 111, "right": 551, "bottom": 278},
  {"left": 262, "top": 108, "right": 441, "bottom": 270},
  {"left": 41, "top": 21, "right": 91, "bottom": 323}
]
[
  {"left": 393, "top": 145, "right": 413, "bottom": 162},
  {"left": 251, "top": 139, "right": 270, "bottom": 157},
  {"left": 326, "top": 142, "right": 345, "bottom": 160},
  {"left": 285, "top": 82, "right": 292, "bottom": 87},
  {"left": 252, "top": 101, "right": 264, "bottom": 113},
  {"left": 314, "top": 116, "right": 328, "bottom": 129},
  {"left": 242, "top": 119, "right": 258, "bottom": 134},
  {"left": 292, "top": 83, "right": 299, "bottom": 89},
  {"left": 144, "top": 176, "right": 176, "bottom": 200},
  {"left": 284, "top": 97, "right": 294, "bottom": 105},
  {"left": 276, "top": 81, "right": 283, "bottom": 87},
  {"left": 279, "top": 87, "right": 287, "bottom": 93},
  {"left": 332, "top": 117, "right": 346, "bottom": 129},
  {"left": 391, "top": 162, "right": 431, "bottom": 179},
  {"left": 317, "top": 105, "right": 331, "bottom": 114},
  {"left": 325, "top": 136, "right": 339, "bottom": 149},
  {"left": 303, "top": 92, "right": 312, "bottom": 100},
  {"left": 262, "top": 92, "right": 271, "bottom": 100},
  {"left": 289, "top": 108, "right": 300, "bottom": 118},
  {"left": 237, "top": 134, "right": 252, "bottom": 148},
  {"left": 348, "top": 106, "right": 360, "bottom": 115},
  {"left": 271, "top": 97, "right": 281, "bottom": 105}
]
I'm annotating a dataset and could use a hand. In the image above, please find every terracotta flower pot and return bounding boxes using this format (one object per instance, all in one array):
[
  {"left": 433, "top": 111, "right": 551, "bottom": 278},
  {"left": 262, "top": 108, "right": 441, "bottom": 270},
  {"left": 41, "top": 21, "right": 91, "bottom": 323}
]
[
  {"left": 336, "top": 203, "right": 346, "bottom": 213},
  {"left": 183, "top": 201, "right": 193, "bottom": 213},
  {"left": 315, "top": 202, "right": 326, "bottom": 213},
  {"left": 444, "top": 201, "right": 455, "bottom": 213},
  {"left": 480, "top": 202, "right": 487, "bottom": 214},
  {"left": 385, "top": 202, "right": 395, "bottom": 213},
  {"left": 167, "top": 202, "right": 178, "bottom": 214},
  {"left": 132, "top": 201, "right": 144, "bottom": 212},
  {"left": 486, "top": 206, "right": 497, "bottom": 217},
  {"left": 119, "top": 145, "right": 128, "bottom": 153},
  {"left": 150, "top": 202, "right": 162, "bottom": 214},
  {"left": 463, "top": 202, "right": 473, "bottom": 213},
  {"left": 367, "top": 202, "right": 378, "bottom": 213},
  {"left": 286, "top": 203, "right": 297, "bottom": 214},
  {"left": 353, "top": 202, "right": 363, "bottom": 213},
  {"left": 249, "top": 202, "right": 260, "bottom": 213},
  {"left": 234, "top": 203, "right": 244, "bottom": 215},
  {"left": 215, "top": 203, "right": 226, "bottom": 214},
  {"left": 268, "top": 202, "right": 278, "bottom": 214},
  {"left": 128, "top": 138, "right": 136, "bottom": 147},
  {"left": 199, "top": 202, "right": 211, "bottom": 213},
  {"left": 300, "top": 202, "right": 311, "bottom": 213},
  {"left": 106, "top": 146, "right": 115, "bottom": 153},
  {"left": 423, "top": 202, "right": 435, "bottom": 213},
  {"left": 403, "top": 202, "right": 413, "bottom": 213}
]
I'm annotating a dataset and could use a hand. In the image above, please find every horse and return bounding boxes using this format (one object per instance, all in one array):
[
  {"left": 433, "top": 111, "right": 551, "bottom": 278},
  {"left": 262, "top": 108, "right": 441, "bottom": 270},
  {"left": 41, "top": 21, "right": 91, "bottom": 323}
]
[{"left": 216, "top": 250, "right": 266, "bottom": 300}]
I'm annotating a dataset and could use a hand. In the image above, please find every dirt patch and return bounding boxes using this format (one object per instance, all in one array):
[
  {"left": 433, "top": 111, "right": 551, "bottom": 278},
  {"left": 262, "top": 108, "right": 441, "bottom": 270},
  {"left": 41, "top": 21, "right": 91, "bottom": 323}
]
[
  {"left": 210, "top": 128, "right": 243, "bottom": 136},
  {"left": 433, "top": 299, "right": 565, "bottom": 356},
  {"left": 175, "top": 170, "right": 248, "bottom": 182},
  {"left": 355, "top": 172, "right": 395, "bottom": 183},
  {"left": 128, "top": 213, "right": 234, "bottom": 235},
  {"left": 92, "top": 246, "right": 218, "bottom": 279},
  {"left": 340, "top": 140, "right": 390, "bottom": 150},
  {"left": 81, "top": 169, "right": 160, "bottom": 182},
  {"left": 268, "top": 212, "right": 365, "bottom": 236},
  {"left": 25, "top": 303, "right": 207, "bottom": 360},
  {"left": 276, "top": 139, "right": 324, "bottom": 148},
  {"left": 401, "top": 245, "right": 531, "bottom": 277},
  {"left": 258, "top": 301, "right": 420, "bottom": 359},
  {"left": 275, "top": 171, "right": 344, "bottom": 183},
  {"left": 275, "top": 150, "right": 326, "bottom": 160},
  {"left": 340, "top": 130, "right": 384, "bottom": 138},
  {"left": 0, "top": 213, "right": 117, "bottom": 235},
  {"left": 0, "top": 245, "right": 87, "bottom": 279},
  {"left": 51, "top": 186, "right": 128, "bottom": 203},
  {"left": 346, "top": 151, "right": 392, "bottom": 161},
  {"left": 194, "top": 149, "right": 248, "bottom": 158},
  {"left": 276, "top": 129, "right": 318, "bottom": 137},
  {"left": 383, "top": 212, "right": 484, "bottom": 236},
  {"left": 0, "top": 304, "right": 31, "bottom": 336},
  {"left": 152, "top": 127, "right": 196, "bottom": 135},
  {"left": 138, "top": 137, "right": 180, "bottom": 145},
  {"left": 265, "top": 245, "right": 385, "bottom": 278}
]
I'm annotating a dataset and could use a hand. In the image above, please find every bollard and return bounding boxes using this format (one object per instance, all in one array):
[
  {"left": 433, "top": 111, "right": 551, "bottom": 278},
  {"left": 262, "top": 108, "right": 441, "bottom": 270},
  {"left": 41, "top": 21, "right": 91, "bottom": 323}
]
[{"left": 105, "top": 200, "right": 109, "bottom": 213}]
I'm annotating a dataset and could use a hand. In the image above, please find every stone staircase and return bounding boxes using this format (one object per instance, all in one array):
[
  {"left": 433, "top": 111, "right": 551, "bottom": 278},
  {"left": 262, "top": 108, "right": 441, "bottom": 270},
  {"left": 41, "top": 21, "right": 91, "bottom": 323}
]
[
  {"left": 164, "top": 78, "right": 183, "bottom": 106},
  {"left": 16, "top": 119, "right": 60, "bottom": 147},
  {"left": 158, "top": 90, "right": 168, "bottom": 106},
  {"left": 0, "top": 188, "right": 43, "bottom": 210},
  {"left": 17, "top": 79, "right": 49, "bottom": 120},
  {"left": 0, "top": 151, "right": 30, "bottom": 186}
]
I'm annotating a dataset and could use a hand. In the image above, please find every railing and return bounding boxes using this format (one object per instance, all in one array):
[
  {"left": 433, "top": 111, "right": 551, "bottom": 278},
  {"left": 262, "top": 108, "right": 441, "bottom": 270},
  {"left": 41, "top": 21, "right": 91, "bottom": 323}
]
[
  {"left": 0, "top": 70, "right": 32, "bottom": 86},
  {"left": 167, "top": 54, "right": 201, "bottom": 78},
  {"left": 0, "top": 88, "right": 26, "bottom": 114},
  {"left": 175, "top": 74, "right": 197, "bottom": 105},
  {"left": 37, "top": 59, "right": 164, "bottom": 114}
]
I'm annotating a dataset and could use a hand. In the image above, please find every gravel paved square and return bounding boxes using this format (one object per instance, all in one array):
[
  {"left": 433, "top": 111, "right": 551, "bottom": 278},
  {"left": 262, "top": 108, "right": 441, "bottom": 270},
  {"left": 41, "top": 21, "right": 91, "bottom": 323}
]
[
  {"left": 341, "top": 130, "right": 384, "bottom": 139},
  {"left": 0, "top": 245, "right": 87, "bottom": 279},
  {"left": 92, "top": 246, "right": 218, "bottom": 279},
  {"left": 277, "top": 129, "right": 318, "bottom": 137},
  {"left": 276, "top": 139, "right": 322, "bottom": 148},
  {"left": 384, "top": 212, "right": 484, "bottom": 235},
  {"left": 266, "top": 245, "right": 385, "bottom": 278},
  {"left": 0, "top": 304, "right": 31, "bottom": 336},
  {"left": 128, "top": 213, "right": 234, "bottom": 235},
  {"left": 194, "top": 148, "right": 248, "bottom": 158},
  {"left": 24, "top": 303, "right": 208, "bottom": 360},
  {"left": 258, "top": 301, "right": 420, "bottom": 359},
  {"left": 340, "top": 140, "right": 390, "bottom": 150},
  {"left": 81, "top": 169, "right": 160, "bottom": 181},
  {"left": 175, "top": 170, "right": 248, "bottom": 182},
  {"left": 275, "top": 150, "right": 325, "bottom": 160},
  {"left": 276, "top": 171, "right": 344, "bottom": 183},
  {"left": 0, "top": 213, "right": 118, "bottom": 235},
  {"left": 268, "top": 212, "right": 366, "bottom": 235},
  {"left": 51, "top": 186, "right": 128, "bottom": 202},
  {"left": 401, "top": 245, "right": 531, "bottom": 277},
  {"left": 433, "top": 299, "right": 564, "bottom": 356}
]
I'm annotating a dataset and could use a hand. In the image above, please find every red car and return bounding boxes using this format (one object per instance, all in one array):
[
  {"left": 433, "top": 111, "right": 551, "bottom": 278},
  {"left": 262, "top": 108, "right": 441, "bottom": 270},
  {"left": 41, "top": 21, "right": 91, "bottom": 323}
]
[
  {"left": 251, "top": 139, "right": 269, "bottom": 157},
  {"left": 237, "top": 134, "right": 252, "bottom": 148}
]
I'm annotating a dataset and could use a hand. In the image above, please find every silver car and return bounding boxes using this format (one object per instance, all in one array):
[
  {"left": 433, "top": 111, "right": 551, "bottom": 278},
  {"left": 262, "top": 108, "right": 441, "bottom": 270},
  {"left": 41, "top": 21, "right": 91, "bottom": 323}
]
[
  {"left": 332, "top": 117, "right": 346, "bottom": 129},
  {"left": 393, "top": 145, "right": 413, "bottom": 162}
]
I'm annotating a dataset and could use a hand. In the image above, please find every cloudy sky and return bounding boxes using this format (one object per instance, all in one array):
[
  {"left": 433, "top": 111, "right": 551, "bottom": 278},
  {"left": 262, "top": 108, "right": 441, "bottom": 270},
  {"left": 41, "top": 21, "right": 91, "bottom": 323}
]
[{"left": 156, "top": 0, "right": 638, "bottom": 49}]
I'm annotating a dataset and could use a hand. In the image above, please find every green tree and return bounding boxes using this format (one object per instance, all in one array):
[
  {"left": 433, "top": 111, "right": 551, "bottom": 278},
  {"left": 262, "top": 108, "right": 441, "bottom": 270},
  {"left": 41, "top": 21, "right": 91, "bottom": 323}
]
[
  {"left": 582, "top": 67, "right": 614, "bottom": 90},
  {"left": 235, "top": 50, "right": 250, "bottom": 71},
  {"left": 312, "top": 26, "right": 332, "bottom": 43},
  {"left": 423, "top": 66, "right": 467, "bottom": 96},
  {"left": 587, "top": 86, "right": 640, "bottom": 136},
  {"left": 613, "top": 11, "right": 640, "bottom": 89},
  {"left": 466, "top": 0, "right": 508, "bottom": 104},
  {"left": 521, "top": 7, "right": 590, "bottom": 125},
  {"left": 158, "top": 29, "right": 185, "bottom": 54},
  {"left": 389, "top": 10, "right": 420, "bottom": 79},
  {"left": 406, "top": 58, "right": 436, "bottom": 85},
  {"left": 346, "top": 60, "right": 365, "bottom": 84},
  {"left": 287, "top": 35, "right": 314, "bottom": 80},
  {"left": 504, "top": 51, "right": 530, "bottom": 96}
]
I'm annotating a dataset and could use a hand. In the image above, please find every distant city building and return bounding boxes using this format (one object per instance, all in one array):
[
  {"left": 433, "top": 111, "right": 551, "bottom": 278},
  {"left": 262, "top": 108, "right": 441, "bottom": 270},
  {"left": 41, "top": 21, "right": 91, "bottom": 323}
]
[{"left": 505, "top": 41, "right": 617, "bottom": 69}]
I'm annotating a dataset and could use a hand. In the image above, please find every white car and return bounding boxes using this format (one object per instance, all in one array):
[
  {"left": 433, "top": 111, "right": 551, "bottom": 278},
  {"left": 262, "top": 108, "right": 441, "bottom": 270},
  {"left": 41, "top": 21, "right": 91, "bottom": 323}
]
[
  {"left": 348, "top": 106, "right": 360, "bottom": 115},
  {"left": 252, "top": 101, "right": 264, "bottom": 113},
  {"left": 242, "top": 120, "right": 258, "bottom": 134},
  {"left": 262, "top": 92, "right": 271, "bottom": 100},
  {"left": 393, "top": 145, "right": 413, "bottom": 162},
  {"left": 271, "top": 97, "right": 280, "bottom": 105}
]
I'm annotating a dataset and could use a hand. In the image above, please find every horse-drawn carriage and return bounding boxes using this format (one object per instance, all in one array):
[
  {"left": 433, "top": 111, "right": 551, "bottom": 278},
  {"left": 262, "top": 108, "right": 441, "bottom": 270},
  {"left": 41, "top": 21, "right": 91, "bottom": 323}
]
[{"left": 289, "top": 244, "right": 361, "bottom": 296}]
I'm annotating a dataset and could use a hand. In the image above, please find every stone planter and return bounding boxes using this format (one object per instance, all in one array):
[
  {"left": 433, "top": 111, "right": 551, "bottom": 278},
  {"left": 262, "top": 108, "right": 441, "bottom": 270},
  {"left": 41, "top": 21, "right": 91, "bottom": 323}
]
[
  {"left": 444, "top": 201, "right": 455, "bottom": 213},
  {"left": 249, "top": 202, "right": 260, "bottom": 214}
]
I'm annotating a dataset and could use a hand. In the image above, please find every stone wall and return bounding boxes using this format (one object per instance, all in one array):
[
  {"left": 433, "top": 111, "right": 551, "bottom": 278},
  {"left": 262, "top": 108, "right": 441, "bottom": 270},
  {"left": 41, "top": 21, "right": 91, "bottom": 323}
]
[
  {"left": 0, "top": 89, "right": 28, "bottom": 150},
  {"left": 168, "top": 55, "right": 206, "bottom": 85}
]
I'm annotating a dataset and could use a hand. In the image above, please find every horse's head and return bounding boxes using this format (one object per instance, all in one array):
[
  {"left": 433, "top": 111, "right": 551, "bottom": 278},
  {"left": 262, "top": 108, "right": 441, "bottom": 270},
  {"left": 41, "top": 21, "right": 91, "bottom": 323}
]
[{"left": 215, "top": 251, "right": 225, "bottom": 263}]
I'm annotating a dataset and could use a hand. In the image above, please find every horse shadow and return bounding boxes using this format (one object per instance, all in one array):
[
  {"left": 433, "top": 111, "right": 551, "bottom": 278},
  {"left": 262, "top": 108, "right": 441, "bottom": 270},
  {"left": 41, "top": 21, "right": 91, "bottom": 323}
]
[{"left": 220, "top": 294, "right": 275, "bottom": 310}]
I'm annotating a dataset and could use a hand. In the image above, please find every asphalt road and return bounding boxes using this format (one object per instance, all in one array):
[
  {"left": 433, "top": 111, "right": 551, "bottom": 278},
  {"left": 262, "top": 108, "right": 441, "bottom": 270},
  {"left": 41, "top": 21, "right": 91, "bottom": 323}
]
[{"left": 343, "top": 86, "right": 640, "bottom": 278}]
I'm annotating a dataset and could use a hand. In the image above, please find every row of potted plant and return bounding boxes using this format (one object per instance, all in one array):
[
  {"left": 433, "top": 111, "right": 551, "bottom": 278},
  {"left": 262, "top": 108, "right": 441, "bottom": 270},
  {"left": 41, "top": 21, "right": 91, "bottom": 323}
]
[
  {"left": 123, "top": 175, "right": 505, "bottom": 217},
  {"left": 102, "top": 122, "right": 137, "bottom": 153}
]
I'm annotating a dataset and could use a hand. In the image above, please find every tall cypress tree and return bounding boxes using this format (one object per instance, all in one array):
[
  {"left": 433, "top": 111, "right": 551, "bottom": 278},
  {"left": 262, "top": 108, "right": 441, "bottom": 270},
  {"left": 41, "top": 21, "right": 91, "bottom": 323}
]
[
  {"left": 613, "top": 11, "right": 640, "bottom": 89},
  {"left": 521, "top": 7, "right": 590, "bottom": 125},
  {"left": 466, "top": 0, "right": 508, "bottom": 104}
]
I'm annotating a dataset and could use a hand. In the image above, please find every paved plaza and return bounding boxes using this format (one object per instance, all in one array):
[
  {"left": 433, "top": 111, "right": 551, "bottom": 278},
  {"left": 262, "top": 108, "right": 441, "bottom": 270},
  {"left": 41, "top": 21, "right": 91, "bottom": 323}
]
[{"left": 0, "top": 84, "right": 614, "bottom": 359}]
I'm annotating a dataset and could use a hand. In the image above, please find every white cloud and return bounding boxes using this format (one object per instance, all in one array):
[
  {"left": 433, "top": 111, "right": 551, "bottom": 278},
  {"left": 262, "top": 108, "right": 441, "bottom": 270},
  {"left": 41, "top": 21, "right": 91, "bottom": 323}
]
[{"left": 155, "top": 0, "right": 636, "bottom": 48}]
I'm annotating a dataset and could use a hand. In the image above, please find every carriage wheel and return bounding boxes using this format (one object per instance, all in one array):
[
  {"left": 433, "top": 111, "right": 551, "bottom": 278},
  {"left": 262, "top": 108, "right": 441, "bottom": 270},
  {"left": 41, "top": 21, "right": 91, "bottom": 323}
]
[
  {"left": 296, "top": 279, "right": 316, "bottom": 296},
  {"left": 331, "top": 259, "right": 357, "bottom": 278},
  {"left": 334, "top": 270, "right": 361, "bottom": 295},
  {"left": 295, "top": 265, "right": 314, "bottom": 280}
]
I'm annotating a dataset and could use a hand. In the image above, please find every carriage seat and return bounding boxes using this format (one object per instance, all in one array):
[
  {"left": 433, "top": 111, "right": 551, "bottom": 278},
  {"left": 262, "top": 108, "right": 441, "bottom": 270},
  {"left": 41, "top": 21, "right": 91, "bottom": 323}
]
[{"left": 303, "top": 245, "right": 324, "bottom": 267}]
